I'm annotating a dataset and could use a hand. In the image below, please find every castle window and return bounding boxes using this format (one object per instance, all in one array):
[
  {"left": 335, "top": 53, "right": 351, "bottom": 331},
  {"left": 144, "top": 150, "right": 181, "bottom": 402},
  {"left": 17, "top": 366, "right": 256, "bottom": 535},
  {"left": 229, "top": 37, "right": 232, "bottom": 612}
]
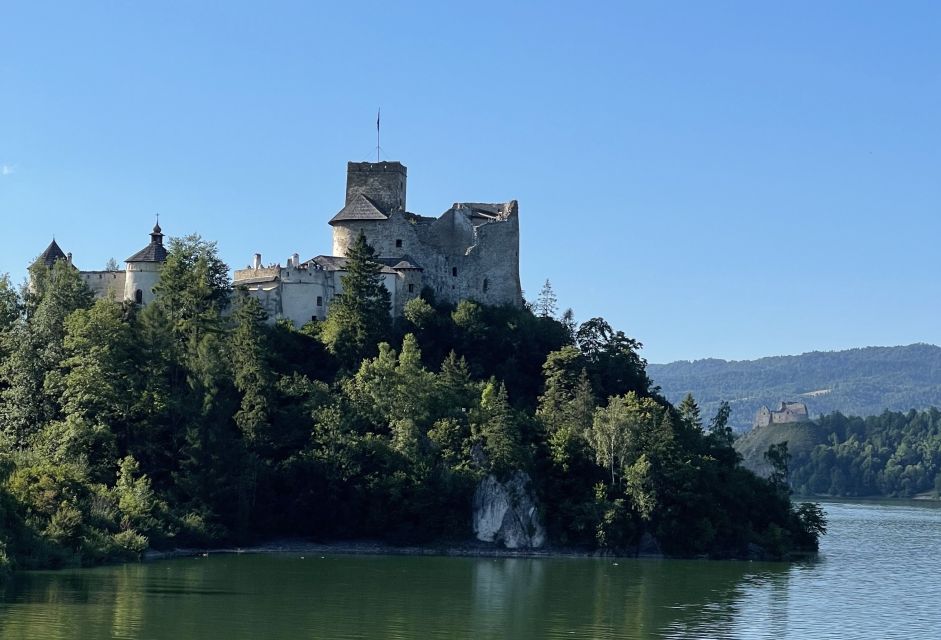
[
  {"left": 134, "top": 289, "right": 143, "bottom": 305},
  {"left": 316, "top": 296, "right": 323, "bottom": 306},
  {"left": 408, "top": 284, "right": 414, "bottom": 293},
  {"left": 483, "top": 278, "right": 489, "bottom": 292},
  {"left": 395, "top": 239, "right": 402, "bottom": 248},
  {"left": 452, "top": 267, "right": 458, "bottom": 277}
]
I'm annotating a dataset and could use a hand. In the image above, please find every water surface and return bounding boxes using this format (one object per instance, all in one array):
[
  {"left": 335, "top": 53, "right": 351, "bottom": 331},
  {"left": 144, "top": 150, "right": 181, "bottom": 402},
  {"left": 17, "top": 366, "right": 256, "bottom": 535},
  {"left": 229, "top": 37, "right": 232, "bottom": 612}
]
[{"left": 2, "top": 501, "right": 939, "bottom": 639}]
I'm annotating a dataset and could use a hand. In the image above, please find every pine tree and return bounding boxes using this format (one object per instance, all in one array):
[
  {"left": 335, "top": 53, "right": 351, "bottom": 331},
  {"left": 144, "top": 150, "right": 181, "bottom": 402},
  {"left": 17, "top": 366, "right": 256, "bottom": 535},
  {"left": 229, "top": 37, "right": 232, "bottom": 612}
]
[
  {"left": 0, "top": 260, "right": 93, "bottom": 446},
  {"left": 536, "top": 279, "right": 558, "bottom": 318},
  {"left": 230, "top": 294, "right": 273, "bottom": 449},
  {"left": 320, "top": 231, "right": 391, "bottom": 370},
  {"left": 476, "top": 380, "right": 524, "bottom": 477},
  {"left": 677, "top": 393, "right": 703, "bottom": 432}
]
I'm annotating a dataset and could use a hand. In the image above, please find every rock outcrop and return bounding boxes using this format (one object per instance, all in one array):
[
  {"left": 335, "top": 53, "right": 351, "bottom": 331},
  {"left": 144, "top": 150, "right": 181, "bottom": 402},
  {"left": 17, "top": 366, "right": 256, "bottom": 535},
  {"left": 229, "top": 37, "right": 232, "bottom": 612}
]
[{"left": 472, "top": 471, "right": 546, "bottom": 549}]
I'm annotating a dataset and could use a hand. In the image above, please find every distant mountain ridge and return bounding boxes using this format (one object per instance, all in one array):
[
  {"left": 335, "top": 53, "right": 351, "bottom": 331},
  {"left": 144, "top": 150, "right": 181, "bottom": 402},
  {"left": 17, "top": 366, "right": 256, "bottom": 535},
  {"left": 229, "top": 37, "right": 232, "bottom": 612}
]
[{"left": 647, "top": 344, "right": 941, "bottom": 432}]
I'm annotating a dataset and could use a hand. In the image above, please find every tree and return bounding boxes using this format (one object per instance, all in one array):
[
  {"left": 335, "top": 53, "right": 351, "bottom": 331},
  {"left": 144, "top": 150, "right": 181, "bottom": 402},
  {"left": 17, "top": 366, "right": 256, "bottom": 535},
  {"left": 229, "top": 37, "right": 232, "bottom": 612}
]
[
  {"left": 765, "top": 441, "right": 791, "bottom": 491},
  {"left": 46, "top": 298, "right": 141, "bottom": 481},
  {"left": 0, "top": 260, "right": 93, "bottom": 446},
  {"left": 230, "top": 294, "right": 273, "bottom": 449},
  {"left": 153, "top": 234, "right": 231, "bottom": 346},
  {"left": 319, "top": 231, "right": 391, "bottom": 370},
  {"left": 536, "top": 279, "right": 558, "bottom": 318},
  {"left": 589, "top": 392, "right": 662, "bottom": 486},
  {"left": 575, "top": 317, "right": 651, "bottom": 400},
  {"left": 677, "top": 393, "right": 703, "bottom": 432},
  {"left": 476, "top": 380, "right": 524, "bottom": 477},
  {"left": 105, "top": 258, "right": 120, "bottom": 272}
]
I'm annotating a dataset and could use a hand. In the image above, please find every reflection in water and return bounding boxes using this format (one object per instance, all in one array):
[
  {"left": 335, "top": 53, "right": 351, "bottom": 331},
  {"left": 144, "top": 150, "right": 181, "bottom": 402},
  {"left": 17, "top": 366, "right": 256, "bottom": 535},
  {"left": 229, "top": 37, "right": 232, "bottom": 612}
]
[{"left": 2, "top": 501, "right": 941, "bottom": 639}]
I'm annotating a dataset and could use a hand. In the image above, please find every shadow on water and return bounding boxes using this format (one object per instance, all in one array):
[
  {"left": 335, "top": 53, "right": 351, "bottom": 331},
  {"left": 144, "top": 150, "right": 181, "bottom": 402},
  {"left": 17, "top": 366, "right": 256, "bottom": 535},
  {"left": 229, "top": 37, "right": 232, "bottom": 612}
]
[{"left": 0, "top": 552, "right": 798, "bottom": 640}]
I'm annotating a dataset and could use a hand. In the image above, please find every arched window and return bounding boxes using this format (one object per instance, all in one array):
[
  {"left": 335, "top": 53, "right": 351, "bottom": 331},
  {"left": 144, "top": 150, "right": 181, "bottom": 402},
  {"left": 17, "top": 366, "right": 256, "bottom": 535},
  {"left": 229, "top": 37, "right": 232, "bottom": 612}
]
[{"left": 135, "top": 289, "right": 143, "bottom": 305}]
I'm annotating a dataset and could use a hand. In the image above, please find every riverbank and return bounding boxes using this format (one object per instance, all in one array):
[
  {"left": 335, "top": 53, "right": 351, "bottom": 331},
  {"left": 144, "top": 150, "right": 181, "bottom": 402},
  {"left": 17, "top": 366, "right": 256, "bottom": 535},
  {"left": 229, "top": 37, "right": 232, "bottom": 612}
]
[
  {"left": 141, "top": 536, "right": 809, "bottom": 563},
  {"left": 143, "top": 539, "right": 623, "bottom": 562}
]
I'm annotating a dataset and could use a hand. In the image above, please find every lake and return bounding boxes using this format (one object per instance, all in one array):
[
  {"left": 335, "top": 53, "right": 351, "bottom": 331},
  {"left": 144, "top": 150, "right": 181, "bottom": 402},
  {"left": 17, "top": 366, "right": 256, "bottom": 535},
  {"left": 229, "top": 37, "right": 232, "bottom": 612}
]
[{"left": 2, "top": 500, "right": 939, "bottom": 639}]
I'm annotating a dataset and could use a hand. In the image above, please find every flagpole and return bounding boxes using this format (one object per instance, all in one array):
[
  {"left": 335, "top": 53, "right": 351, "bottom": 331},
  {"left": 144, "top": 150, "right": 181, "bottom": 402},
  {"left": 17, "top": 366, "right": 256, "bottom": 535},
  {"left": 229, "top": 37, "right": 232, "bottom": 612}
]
[{"left": 376, "top": 108, "right": 380, "bottom": 162}]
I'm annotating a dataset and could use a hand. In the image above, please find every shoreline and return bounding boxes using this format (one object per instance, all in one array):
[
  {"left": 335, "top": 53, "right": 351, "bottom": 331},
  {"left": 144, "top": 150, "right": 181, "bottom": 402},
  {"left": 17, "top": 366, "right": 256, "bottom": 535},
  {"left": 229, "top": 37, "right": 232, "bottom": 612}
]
[{"left": 143, "top": 539, "right": 655, "bottom": 563}]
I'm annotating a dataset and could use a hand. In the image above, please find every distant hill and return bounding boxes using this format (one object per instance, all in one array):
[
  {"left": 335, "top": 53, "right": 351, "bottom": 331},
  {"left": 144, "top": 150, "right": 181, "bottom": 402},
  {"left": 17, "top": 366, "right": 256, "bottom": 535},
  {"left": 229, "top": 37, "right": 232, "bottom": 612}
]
[
  {"left": 733, "top": 421, "right": 828, "bottom": 477},
  {"left": 648, "top": 344, "right": 941, "bottom": 432}
]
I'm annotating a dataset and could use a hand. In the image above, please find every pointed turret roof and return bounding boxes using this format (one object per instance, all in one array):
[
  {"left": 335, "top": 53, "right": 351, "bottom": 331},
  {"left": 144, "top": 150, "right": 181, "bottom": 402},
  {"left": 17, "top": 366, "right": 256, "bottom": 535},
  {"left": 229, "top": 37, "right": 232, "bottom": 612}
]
[
  {"left": 126, "top": 222, "right": 168, "bottom": 263},
  {"left": 36, "top": 239, "right": 68, "bottom": 267}
]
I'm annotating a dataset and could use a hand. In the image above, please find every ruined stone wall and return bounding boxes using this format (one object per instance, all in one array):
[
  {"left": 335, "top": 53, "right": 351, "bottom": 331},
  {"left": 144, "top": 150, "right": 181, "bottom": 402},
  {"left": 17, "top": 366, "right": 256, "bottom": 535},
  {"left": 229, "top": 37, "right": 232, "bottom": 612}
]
[
  {"left": 331, "top": 204, "right": 521, "bottom": 309},
  {"left": 411, "top": 203, "right": 521, "bottom": 307}
]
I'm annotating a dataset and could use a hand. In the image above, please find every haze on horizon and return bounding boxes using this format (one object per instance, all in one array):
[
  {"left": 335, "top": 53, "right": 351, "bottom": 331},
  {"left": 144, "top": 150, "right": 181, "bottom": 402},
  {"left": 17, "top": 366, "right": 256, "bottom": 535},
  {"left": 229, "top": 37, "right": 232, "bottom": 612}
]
[{"left": 1, "top": 1, "right": 938, "bottom": 364}]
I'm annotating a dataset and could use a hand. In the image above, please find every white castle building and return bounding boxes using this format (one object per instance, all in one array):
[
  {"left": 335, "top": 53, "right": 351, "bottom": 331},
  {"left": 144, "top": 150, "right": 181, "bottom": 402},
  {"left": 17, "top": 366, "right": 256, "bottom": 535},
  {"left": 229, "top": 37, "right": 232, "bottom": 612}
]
[{"left": 35, "top": 223, "right": 168, "bottom": 305}]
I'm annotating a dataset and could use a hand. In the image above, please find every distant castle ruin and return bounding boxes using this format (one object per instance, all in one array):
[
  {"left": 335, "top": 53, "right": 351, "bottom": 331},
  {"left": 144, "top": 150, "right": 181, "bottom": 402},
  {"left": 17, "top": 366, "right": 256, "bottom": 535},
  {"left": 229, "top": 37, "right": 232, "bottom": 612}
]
[
  {"left": 34, "top": 159, "right": 523, "bottom": 324},
  {"left": 754, "top": 402, "right": 809, "bottom": 428}
]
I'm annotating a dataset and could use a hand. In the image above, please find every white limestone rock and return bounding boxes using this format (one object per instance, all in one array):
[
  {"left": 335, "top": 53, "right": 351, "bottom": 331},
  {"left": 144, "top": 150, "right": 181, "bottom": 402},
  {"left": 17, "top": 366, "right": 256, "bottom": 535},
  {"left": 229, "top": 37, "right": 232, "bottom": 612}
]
[{"left": 472, "top": 471, "right": 546, "bottom": 549}]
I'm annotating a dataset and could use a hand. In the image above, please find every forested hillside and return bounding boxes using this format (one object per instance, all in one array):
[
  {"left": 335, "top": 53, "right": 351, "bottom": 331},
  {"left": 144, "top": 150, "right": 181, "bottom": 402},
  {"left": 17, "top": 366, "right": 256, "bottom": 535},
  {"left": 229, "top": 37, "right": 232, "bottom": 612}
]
[
  {"left": 735, "top": 409, "right": 941, "bottom": 498},
  {"left": 648, "top": 344, "right": 941, "bottom": 432},
  {"left": 0, "top": 233, "right": 824, "bottom": 572}
]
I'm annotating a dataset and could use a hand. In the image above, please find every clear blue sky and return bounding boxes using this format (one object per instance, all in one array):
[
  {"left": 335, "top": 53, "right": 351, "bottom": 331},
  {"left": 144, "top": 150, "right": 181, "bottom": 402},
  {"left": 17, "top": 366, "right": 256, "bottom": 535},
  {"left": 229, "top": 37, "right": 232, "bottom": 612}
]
[{"left": 1, "top": 1, "right": 938, "bottom": 363}]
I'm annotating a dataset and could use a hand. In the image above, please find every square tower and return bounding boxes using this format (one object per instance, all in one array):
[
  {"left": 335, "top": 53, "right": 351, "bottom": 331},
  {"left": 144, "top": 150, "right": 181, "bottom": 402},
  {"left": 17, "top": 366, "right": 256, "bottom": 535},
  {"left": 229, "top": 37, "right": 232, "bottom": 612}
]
[{"left": 345, "top": 161, "right": 407, "bottom": 214}]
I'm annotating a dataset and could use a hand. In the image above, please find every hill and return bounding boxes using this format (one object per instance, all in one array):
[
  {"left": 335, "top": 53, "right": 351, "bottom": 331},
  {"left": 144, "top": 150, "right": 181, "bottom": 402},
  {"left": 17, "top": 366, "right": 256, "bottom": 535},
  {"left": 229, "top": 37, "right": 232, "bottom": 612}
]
[
  {"left": 734, "top": 421, "right": 828, "bottom": 477},
  {"left": 648, "top": 344, "right": 941, "bottom": 432}
]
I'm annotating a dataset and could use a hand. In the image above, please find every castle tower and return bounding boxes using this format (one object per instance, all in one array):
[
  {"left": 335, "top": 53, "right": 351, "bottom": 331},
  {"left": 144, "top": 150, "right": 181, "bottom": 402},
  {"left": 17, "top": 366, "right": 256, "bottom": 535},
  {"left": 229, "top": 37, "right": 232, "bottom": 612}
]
[
  {"left": 35, "top": 239, "right": 69, "bottom": 268},
  {"left": 329, "top": 161, "right": 407, "bottom": 256},
  {"left": 124, "top": 222, "right": 168, "bottom": 305}
]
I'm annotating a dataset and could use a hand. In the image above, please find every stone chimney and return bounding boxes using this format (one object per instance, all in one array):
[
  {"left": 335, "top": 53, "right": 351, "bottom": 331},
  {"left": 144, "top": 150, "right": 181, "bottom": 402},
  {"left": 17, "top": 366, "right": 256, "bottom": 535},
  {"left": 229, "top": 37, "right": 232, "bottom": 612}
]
[{"left": 253, "top": 253, "right": 262, "bottom": 269}]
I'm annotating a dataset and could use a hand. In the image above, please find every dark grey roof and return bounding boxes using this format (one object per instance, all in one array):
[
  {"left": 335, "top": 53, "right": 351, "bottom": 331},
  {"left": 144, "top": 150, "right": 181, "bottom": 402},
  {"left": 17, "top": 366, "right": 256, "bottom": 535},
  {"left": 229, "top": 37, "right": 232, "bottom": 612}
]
[
  {"left": 329, "top": 194, "right": 389, "bottom": 224},
  {"left": 126, "top": 223, "right": 168, "bottom": 263},
  {"left": 235, "top": 275, "right": 279, "bottom": 285},
  {"left": 376, "top": 254, "right": 423, "bottom": 271},
  {"left": 126, "top": 242, "right": 168, "bottom": 263},
  {"left": 36, "top": 239, "right": 68, "bottom": 267}
]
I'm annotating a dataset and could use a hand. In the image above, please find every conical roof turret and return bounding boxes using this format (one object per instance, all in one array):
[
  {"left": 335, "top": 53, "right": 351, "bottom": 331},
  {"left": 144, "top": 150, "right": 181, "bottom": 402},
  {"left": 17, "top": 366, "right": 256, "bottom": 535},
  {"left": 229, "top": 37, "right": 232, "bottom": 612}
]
[
  {"left": 126, "top": 220, "right": 168, "bottom": 263},
  {"left": 35, "top": 239, "right": 68, "bottom": 268}
]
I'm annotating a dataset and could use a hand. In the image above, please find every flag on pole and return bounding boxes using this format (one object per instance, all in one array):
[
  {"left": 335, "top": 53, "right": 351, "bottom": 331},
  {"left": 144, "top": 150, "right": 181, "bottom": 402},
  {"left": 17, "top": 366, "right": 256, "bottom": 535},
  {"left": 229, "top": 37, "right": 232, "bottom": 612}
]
[{"left": 377, "top": 108, "right": 380, "bottom": 131}]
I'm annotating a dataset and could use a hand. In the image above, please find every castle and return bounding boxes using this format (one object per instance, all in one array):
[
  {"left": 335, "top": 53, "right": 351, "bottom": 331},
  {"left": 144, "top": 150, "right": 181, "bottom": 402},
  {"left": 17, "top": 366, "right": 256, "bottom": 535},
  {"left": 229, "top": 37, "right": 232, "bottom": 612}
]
[
  {"left": 754, "top": 401, "right": 809, "bottom": 428},
  {"left": 35, "top": 223, "right": 167, "bottom": 305},
  {"left": 35, "top": 160, "right": 523, "bottom": 323}
]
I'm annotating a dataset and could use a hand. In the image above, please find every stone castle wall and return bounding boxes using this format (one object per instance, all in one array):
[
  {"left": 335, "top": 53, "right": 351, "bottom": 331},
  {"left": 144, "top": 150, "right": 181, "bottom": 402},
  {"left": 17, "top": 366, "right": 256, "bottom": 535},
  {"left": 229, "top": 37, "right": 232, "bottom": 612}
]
[{"left": 81, "top": 270, "right": 127, "bottom": 300}]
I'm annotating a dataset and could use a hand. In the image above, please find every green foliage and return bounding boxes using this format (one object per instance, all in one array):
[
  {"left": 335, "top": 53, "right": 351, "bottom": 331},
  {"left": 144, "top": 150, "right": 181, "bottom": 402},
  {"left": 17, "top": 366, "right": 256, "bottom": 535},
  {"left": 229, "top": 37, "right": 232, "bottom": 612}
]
[
  {"left": 782, "top": 408, "right": 941, "bottom": 498},
  {"left": 0, "top": 239, "right": 825, "bottom": 570},
  {"left": 320, "top": 231, "right": 391, "bottom": 370},
  {"left": 475, "top": 381, "right": 525, "bottom": 478}
]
